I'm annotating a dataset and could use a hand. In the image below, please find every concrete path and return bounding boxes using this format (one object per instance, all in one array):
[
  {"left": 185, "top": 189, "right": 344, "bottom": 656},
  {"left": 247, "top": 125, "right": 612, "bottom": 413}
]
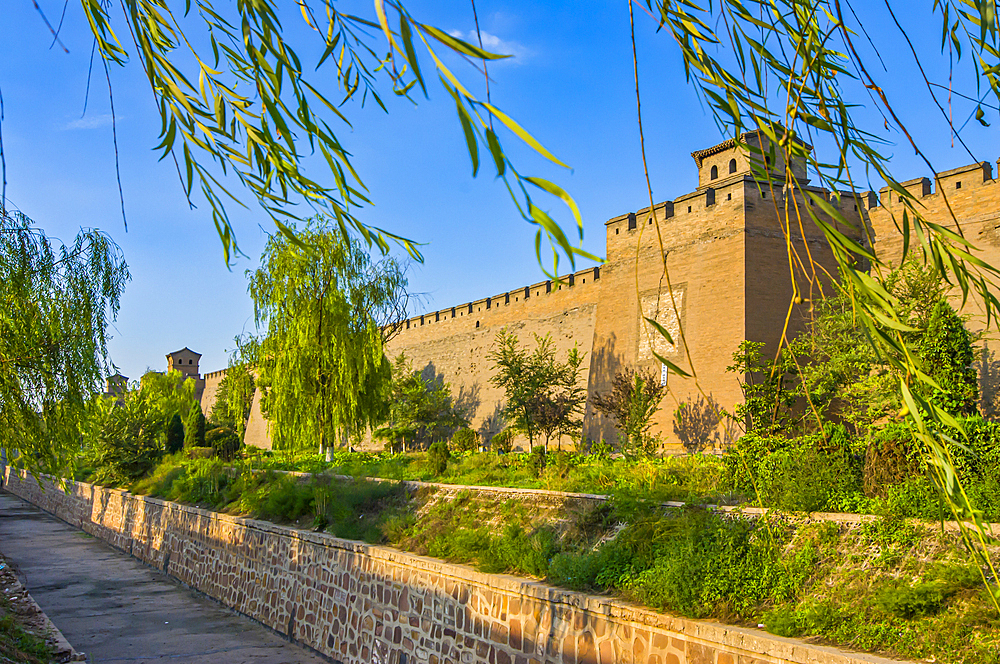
[{"left": 0, "top": 491, "right": 329, "bottom": 664}]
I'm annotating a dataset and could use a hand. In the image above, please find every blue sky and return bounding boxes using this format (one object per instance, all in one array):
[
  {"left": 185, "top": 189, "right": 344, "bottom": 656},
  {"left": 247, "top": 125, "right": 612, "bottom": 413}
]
[{"left": 2, "top": 1, "right": 997, "bottom": 380}]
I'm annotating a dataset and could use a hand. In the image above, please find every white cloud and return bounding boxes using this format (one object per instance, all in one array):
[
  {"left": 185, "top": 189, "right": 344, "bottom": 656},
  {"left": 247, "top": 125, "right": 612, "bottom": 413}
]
[
  {"left": 447, "top": 30, "right": 530, "bottom": 61},
  {"left": 64, "top": 114, "right": 115, "bottom": 130}
]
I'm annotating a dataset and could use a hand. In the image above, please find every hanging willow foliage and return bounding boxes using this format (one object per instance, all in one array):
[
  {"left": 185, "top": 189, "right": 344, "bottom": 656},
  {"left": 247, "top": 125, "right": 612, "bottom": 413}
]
[
  {"left": 0, "top": 208, "right": 129, "bottom": 478},
  {"left": 628, "top": 0, "right": 1000, "bottom": 604},
  {"left": 77, "top": 0, "right": 597, "bottom": 276}
]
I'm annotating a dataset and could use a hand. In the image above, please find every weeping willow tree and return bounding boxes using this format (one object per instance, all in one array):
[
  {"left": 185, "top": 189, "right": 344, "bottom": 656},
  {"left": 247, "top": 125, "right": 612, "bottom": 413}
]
[
  {"left": 248, "top": 217, "right": 406, "bottom": 454},
  {"left": 0, "top": 208, "right": 129, "bottom": 477}
]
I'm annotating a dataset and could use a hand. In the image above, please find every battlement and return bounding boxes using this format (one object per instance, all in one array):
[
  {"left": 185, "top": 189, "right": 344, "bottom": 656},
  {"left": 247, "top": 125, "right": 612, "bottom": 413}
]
[
  {"left": 876, "top": 160, "right": 997, "bottom": 208},
  {"left": 604, "top": 177, "right": 873, "bottom": 238},
  {"left": 392, "top": 265, "right": 602, "bottom": 339}
]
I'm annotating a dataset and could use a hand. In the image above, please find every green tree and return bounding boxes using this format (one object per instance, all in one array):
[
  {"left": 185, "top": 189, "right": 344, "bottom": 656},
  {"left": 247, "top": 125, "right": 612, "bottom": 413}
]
[
  {"left": 139, "top": 370, "right": 199, "bottom": 426},
  {"left": 0, "top": 209, "right": 129, "bottom": 477},
  {"left": 592, "top": 368, "right": 667, "bottom": 456},
  {"left": 788, "top": 263, "right": 976, "bottom": 437},
  {"left": 726, "top": 341, "right": 798, "bottom": 436},
  {"left": 88, "top": 391, "right": 164, "bottom": 486},
  {"left": 165, "top": 413, "right": 185, "bottom": 455},
  {"left": 374, "top": 354, "right": 466, "bottom": 452},
  {"left": 210, "top": 335, "right": 259, "bottom": 439},
  {"left": 451, "top": 427, "right": 479, "bottom": 453},
  {"left": 488, "top": 330, "right": 586, "bottom": 451},
  {"left": 918, "top": 300, "right": 978, "bottom": 417},
  {"left": 184, "top": 403, "right": 206, "bottom": 448},
  {"left": 249, "top": 218, "right": 407, "bottom": 454}
]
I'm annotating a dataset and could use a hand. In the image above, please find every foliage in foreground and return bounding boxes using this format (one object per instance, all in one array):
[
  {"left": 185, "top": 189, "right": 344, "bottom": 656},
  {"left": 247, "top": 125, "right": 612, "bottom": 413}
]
[{"left": 0, "top": 578, "right": 54, "bottom": 664}]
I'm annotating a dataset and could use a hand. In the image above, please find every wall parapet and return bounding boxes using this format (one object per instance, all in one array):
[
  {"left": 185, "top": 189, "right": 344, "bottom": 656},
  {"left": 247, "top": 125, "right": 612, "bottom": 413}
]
[
  {"left": 2, "top": 468, "right": 908, "bottom": 664},
  {"left": 395, "top": 265, "right": 602, "bottom": 338}
]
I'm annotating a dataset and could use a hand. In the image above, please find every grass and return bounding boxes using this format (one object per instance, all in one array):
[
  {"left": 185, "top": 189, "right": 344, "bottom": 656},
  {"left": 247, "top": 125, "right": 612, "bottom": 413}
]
[
  {"left": 249, "top": 448, "right": 731, "bottom": 504},
  {"left": 116, "top": 453, "right": 1000, "bottom": 664}
]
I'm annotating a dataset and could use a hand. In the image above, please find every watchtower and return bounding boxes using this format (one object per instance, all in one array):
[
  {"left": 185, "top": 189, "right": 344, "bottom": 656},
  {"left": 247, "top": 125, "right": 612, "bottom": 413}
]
[{"left": 166, "top": 347, "right": 202, "bottom": 379}]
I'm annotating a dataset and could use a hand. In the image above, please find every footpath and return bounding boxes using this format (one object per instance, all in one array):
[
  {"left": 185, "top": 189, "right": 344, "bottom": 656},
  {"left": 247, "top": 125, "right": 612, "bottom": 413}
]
[{"left": 0, "top": 491, "right": 329, "bottom": 664}]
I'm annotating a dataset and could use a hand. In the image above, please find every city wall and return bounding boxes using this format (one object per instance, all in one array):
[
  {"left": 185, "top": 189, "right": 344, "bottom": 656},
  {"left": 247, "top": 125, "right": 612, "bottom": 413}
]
[
  {"left": 1, "top": 468, "right": 901, "bottom": 664},
  {"left": 867, "top": 160, "right": 1000, "bottom": 413},
  {"left": 204, "top": 138, "right": 1000, "bottom": 452},
  {"left": 386, "top": 135, "right": 869, "bottom": 451}
]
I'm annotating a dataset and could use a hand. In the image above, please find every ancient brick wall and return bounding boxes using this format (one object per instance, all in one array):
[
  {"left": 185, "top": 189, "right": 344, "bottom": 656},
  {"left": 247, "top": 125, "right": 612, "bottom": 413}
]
[
  {"left": 1, "top": 468, "right": 898, "bottom": 664},
  {"left": 869, "top": 160, "right": 1000, "bottom": 415},
  {"left": 384, "top": 267, "right": 602, "bottom": 449}
]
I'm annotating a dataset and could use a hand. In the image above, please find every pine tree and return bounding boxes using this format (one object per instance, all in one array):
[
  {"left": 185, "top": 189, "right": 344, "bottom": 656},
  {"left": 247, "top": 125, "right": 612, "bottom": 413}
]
[
  {"left": 165, "top": 413, "right": 185, "bottom": 454},
  {"left": 184, "top": 403, "right": 207, "bottom": 448},
  {"left": 918, "top": 300, "right": 979, "bottom": 416}
]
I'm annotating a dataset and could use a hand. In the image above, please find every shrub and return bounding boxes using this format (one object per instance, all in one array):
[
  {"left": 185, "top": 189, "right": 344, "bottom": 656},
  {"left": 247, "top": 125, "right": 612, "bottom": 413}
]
[
  {"left": 165, "top": 413, "right": 185, "bottom": 454},
  {"left": 451, "top": 427, "right": 478, "bottom": 453},
  {"left": 184, "top": 403, "right": 207, "bottom": 448},
  {"left": 876, "top": 580, "right": 954, "bottom": 618},
  {"left": 724, "top": 430, "right": 863, "bottom": 512},
  {"left": 206, "top": 426, "right": 242, "bottom": 461},
  {"left": 529, "top": 445, "right": 546, "bottom": 477},
  {"left": 186, "top": 446, "right": 214, "bottom": 460},
  {"left": 428, "top": 440, "right": 451, "bottom": 475},
  {"left": 490, "top": 429, "right": 513, "bottom": 454},
  {"left": 863, "top": 422, "right": 919, "bottom": 498},
  {"left": 88, "top": 392, "right": 165, "bottom": 486}
]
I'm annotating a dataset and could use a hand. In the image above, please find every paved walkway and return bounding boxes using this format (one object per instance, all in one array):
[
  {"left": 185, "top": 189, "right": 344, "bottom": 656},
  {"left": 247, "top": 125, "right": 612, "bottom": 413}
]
[{"left": 0, "top": 491, "right": 329, "bottom": 664}]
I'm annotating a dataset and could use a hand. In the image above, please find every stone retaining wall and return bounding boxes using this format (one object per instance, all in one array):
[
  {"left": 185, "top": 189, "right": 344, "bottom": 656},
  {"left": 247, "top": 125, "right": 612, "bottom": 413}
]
[{"left": 1, "top": 468, "right": 903, "bottom": 664}]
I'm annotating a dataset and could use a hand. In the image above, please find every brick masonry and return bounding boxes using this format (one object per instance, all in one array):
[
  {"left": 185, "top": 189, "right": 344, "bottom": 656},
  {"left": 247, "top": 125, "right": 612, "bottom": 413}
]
[
  {"left": 2, "top": 468, "right": 905, "bottom": 664},
  {"left": 203, "top": 139, "right": 1000, "bottom": 453}
]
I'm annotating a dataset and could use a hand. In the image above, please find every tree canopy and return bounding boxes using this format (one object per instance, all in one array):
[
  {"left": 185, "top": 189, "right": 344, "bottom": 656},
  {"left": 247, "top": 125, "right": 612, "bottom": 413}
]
[
  {"left": 249, "top": 217, "right": 406, "bottom": 453},
  {"left": 374, "top": 353, "right": 468, "bottom": 452},
  {"left": 0, "top": 209, "right": 129, "bottom": 477},
  {"left": 488, "top": 329, "right": 585, "bottom": 451}
]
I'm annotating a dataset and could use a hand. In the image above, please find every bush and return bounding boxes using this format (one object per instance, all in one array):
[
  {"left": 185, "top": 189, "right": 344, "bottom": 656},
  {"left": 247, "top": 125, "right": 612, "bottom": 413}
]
[
  {"left": 490, "top": 429, "right": 513, "bottom": 454},
  {"left": 88, "top": 393, "right": 165, "bottom": 486},
  {"left": 428, "top": 440, "right": 451, "bottom": 475},
  {"left": 206, "top": 426, "right": 242, "bottom": 461},
  {"left": 724, "top": 430, "right": 864, "bottom": 512},
  {"left": 165, "top": 413, "right": 185, "bottom": 454},
  {"left": 549, "top": 507, "right": 810, "bottom": 620},
  {"left": 186, "top": 446, "right": 214, "bottom": 460},
  {"left": 451, "top": 427, "right": 478, "bottom": 453},
  {"left": 529, "top": 445, "right": 546, "bottom": 478}
]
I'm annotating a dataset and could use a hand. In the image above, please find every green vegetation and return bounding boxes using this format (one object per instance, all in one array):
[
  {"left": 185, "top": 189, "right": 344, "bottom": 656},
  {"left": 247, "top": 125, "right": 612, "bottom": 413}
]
[
  {"left": 210, "top": 336, "right": 258, "bottom": 439},
  {"left": 121, "top": 453, "right": 999, "bottom": 663},
  {"left": 488, "top": 330, "right": 586, "bottom": 451},
  {"left": 165, "top": 414, "right": 184, "bottom": 455},
  {"left": 592, "top": 368, "right": 667, "bottom": 456},
  {"left": 184, "top": 403, "right": 207, "bottom": 449},
  {"left": 374, "top": 354, "right": 468, "bottom": 452},
  {"left": 0, "top": 562, "right": 54, "bottom": 664},
  {"left": 0, "top": 209, "right": 129, "bottom": 478},
  {"left": 248, "top": 218, "right": 407, "bottom": 455}
]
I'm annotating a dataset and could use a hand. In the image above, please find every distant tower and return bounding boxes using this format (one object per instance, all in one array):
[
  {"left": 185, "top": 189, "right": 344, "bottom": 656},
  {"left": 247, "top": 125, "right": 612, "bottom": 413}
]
[
  {"left": 105, "top": 373, "right": 128, "bottom": 397},
  {"left": 165, "top": 347, "right": 202, "bottom": 379}
]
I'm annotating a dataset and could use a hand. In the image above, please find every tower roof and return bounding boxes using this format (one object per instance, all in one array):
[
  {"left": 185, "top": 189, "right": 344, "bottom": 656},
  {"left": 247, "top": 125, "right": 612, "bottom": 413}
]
[
  {"left": 690, "top": 126, "right": 812, "bottom": 166},
  {"left": 166, "top": 347, "right": 202, "bottom": 359}
]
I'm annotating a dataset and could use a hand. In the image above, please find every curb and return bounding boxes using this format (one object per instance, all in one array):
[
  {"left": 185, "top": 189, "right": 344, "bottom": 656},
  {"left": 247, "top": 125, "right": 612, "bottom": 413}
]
[{"left": 0, "top": 561, "right": 86, "bottom": 663}]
